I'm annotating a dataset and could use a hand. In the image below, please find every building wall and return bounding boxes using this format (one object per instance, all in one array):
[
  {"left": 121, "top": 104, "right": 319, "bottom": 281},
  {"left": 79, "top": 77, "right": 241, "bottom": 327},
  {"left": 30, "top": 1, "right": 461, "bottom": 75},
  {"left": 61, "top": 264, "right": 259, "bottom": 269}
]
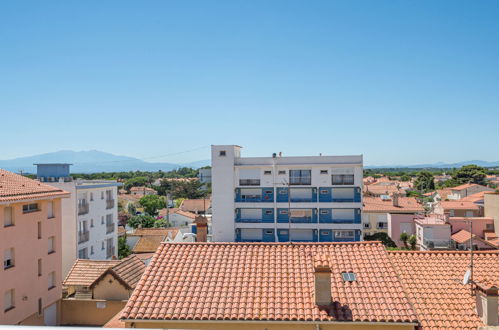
[
  {"left": 446, "top": 208, "right": 481, "bottom": 217},
  {"left": 448, "top": 218, "right": 494, "bottom": 237},
  {"left": 484, "top": 193, "right": 499, "bottom": 237},
  {"left": 388, "top": 214, "right": 416, "bottom": 247},
  {"left": 211, "top": 145, "right": 363, "bottom": 243},
  {"left": 0, "top": 198, "right": 63, "bottom": 325},
  {"left": 129, "top": 321, "right": 414, "bottom": 330},
  {"left": 93, "top": 273, "right": 131, "bottom": 301},
  {"left": 362, "top": 212, "right": 388, "bottom": 236},
  {"left": 60, "top": 299, "right": 125, "bottom": 326}
]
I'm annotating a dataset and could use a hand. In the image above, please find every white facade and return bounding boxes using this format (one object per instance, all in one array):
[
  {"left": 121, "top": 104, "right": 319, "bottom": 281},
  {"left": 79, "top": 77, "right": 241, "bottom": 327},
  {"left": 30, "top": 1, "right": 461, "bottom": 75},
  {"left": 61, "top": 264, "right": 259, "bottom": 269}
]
[
  {"left": 46, "top": 179, "right": 120, "bottom": 277},
  {"left": 211, "top": 145, "right": 363, "bottom": 242}
]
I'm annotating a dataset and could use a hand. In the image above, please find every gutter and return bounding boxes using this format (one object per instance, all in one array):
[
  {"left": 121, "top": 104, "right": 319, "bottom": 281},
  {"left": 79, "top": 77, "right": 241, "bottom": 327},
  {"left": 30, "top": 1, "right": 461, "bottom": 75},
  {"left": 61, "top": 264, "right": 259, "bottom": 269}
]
[{"left": 121, "top": 319, "right": 418, "bottom": 326}]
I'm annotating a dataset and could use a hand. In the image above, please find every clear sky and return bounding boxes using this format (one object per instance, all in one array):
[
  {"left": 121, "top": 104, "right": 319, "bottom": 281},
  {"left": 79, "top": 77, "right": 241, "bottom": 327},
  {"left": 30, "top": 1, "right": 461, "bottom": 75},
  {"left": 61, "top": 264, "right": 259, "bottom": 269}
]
[{"left": 1, "top": 0, "right": 498, "bottom": 166}]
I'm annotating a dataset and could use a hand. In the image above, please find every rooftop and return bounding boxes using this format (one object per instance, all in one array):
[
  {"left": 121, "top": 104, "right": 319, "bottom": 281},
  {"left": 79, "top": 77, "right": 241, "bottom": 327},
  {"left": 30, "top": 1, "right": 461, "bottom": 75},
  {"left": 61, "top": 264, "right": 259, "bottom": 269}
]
[
  {"left": 180, "top": 198, "right": 211, "bottom": 213},
  {"left": 362, "top": 196, "right": 424, "bottom": 213},
  {"left": 415, "top": 216, "right": 448, "bottom": 226},
  {"left": 122, "top": 242, "right": 417, "bottom": 324},
  {"left": 441, "top": 200, "right": 480, "bottom": 210},
  {"left": 0, "top": 169, "right": 69, "bottom": 203},
  {"left": 389, "top": 250, "right": 499, "bottom": 329}
]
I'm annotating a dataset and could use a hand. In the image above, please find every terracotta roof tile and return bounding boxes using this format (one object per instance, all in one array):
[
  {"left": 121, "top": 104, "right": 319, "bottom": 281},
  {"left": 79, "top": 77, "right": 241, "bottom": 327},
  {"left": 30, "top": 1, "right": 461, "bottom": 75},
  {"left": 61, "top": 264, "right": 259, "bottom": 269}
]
[
  {"left": 111, "top": 255, "right": 147, "bottom": 289},
  {"left": 104, "top": 309, "right": 126, "bottom": 328},
  {"left": 0, "top": 169, "right": 69, "bottom": 202},
  {"left": 180, "top": 199, "right": 211, "bottom": 213},
  {"left": 122, "top": 242, "right": 418, "bottom": 324},
  {"left": 389, "top": 250, "right": 499, "bottom": 329},
  {"left": 131, "top": 228, "right": 179, "bottom": 237},
  {"left": 132, "top": 235, "right": 165, "bottom": 253},
  {"left": 363, "top": 197, "right": 424, "bottom": 213},
  {"left": 441, "top": 201, "right": 480, "bottom": 210},
  {"left": 451, "top": 183, "right": 479, "bottom": 191},
  {"left": 460, "top": 191, "right": 487, "bottom": 202}
]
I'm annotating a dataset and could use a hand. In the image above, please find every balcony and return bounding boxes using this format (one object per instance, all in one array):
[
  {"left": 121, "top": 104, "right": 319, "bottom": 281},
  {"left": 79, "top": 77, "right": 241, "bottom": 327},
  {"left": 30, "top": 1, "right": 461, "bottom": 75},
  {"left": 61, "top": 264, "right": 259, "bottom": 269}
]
[
  {"left": 106, "top": 246, "right": 115, "bottom": 258},
  {"left": 106, "top": 199, "right": 115, "bottom": 209},
  {"left": 422, "top": 239, "right": 455, "bottom": 250},
  {"left": 106, "top": 222, "right": 115, "bottom": 234},
  {"left": 78, "top": 231, "right": 89, "bottom": 244},
  {"left": 289, "top": 177, "right": 311, "bottom": 185},
  {"left": 276, "top": 188, "right": 317, "bottom": 203},
  {"left": 78, "top": 203, "right": 89, "bottom": 215},
  {"left": 239, "top": 179, "right": 260, "bottom": 186},
  {"left": 277, "top": 209, "right": 317, "bottom": 223},
  {"left": 235, "top": 188, "right": 274, "bottom": 203}
]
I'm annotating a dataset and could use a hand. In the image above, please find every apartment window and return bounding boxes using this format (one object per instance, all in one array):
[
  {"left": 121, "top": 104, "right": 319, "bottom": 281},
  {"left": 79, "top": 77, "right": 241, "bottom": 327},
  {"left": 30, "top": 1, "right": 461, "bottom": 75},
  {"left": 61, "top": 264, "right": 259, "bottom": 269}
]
[
  {"left": 341, "top": 272, "right": 357, "bottom": 282},
  {"left": 377, "top": 222, "right": 388, "bottom": 229},
  {"left": 486, "top": 223, "right": 494, "bottom": 231},
  {"left": 23, "top": 203, "right": 39, "bottom": 213},
  {"left": 278, "top": 189, "right": 287, "bottom": 195},
  {"left": 264, "top": 210, "right": 273, "bottom": 215},
  {"left": 78, "top": 248, "right": 88, "bottom": 259},
  {"left": 4, "top": 207, "right": 13, "bottom": 227},
  {"left": 101, "top": 216, "right": 104, "bottom": 225},
  {"left": 48, "top": 272, "right": 55, "bottom": 290},
  {"left": 90, "top": 193, "right": 94, "bottom": 201},
  {"left": 449, "top": 210, "right": 455, "bottom": 217},
  {"left": 263, "top": 170, "right": 272, "bottom": 175},
  {"left": 320, "top": 209, "right": 329, "bottom": 214},
  {"left": 101, "top": 241, "right": 105, "bottom": 250},
  {"left": 38, "top": 298, "right": 42, "bottom": 315},
  {"left": 38, "top": 259, "right": 42, "bottom": 276},
  {"left": 363, "top": 223, "right": 371, "bottom": 229},
  {"left": 48, "top": 236, "right": 55, "bottom": 254},
  {"left": 38, "top": 221, "right": 42, "bottom": 239},
  {"left": 90, "top": 219, "right": 94, "bottom": 227},
  {"left": 332, "top": 175, "right": 354, "bottom": 185},
  {"left": 4, "top": 248, "right": 14, "bottom": 269},
  {"left": 335, "top": 231, "right": 354, "bottom": 238},
  {"left": 4, "top": 289, "right": 14, "bottom": 312},
  {"left": 47, "top": 201, "right": 54, "bottom": 219},
  {"left": 289, "top": 170, "right": 311, "bottom": 185},
  {"left": 278, "top": 170, "right": 286, "bottom": 175},
  {"left": 265, "top": 230, "right": 273, "bottom": 235},
  {"left": 320, "top": 170, "right": 328, "bottom": 175},
  {"left": 219, "top": 150, "right": 226, "bottom": 157},
  {"left": 101, "top": 191, "right": 104, "bottom": 200},
  {"left": 90, "top": 246, "right": 94, "bottom": 255}
]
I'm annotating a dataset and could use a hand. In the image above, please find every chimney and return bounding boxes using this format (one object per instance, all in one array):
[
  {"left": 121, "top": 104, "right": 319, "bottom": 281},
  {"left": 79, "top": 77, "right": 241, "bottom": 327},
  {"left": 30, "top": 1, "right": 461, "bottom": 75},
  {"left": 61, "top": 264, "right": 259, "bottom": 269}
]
[
  {"left": 476, "top": 284, "right": 498, "bottom": 326},
  {"left": 313, "top": 255, "right": 332, "bottom": 306},
  {"left": 194, "top": 216, "right": 208, "bottom": 242},
  {"left": 392, "top": 193, "right": 399, "bottom": 207}
]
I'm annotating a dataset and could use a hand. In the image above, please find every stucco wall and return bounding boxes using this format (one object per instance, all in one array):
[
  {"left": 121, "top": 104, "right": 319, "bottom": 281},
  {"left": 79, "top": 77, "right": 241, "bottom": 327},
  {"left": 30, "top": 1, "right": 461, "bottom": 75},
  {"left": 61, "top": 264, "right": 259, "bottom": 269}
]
[
  {"left": 388, "top": 214, "right": 415, "bottom": 247},
  {"left": 60, "top": 299, "right": 125, "bottom": 326},
  {"left": 129, "top": 321, "right": 414, "bottom": 330},
  {"left": 93, "top": 273, "right": 131, "bottom": 301},
  {"left": 484, "top": 193, "right": 499, "bottom": 236}
]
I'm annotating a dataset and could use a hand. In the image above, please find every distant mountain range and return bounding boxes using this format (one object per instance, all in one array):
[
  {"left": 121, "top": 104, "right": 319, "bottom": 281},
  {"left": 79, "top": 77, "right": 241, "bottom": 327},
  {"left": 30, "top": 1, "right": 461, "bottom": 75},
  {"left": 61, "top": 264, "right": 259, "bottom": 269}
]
[
  {"left": 0, "top": 150, "right": 497, "bottom": 174},
  {"left": 0, "top": 150, "right": 210, "bottom": 174}
]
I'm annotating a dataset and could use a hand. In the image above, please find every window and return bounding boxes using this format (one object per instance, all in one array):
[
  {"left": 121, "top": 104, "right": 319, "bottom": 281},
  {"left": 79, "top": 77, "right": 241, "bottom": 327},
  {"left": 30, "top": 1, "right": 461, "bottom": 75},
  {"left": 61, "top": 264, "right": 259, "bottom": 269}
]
[
  {"left": 4, "top": 207, "right": 13, "bottom": 227},
  {"left": 4, "top": 289, "right": 14, "bottom": 312},
  {"left": 278, "top": 170, "right": 286, "bottom": 175},
  {"left": 289, "top": 170, "right": 311, "bottom": 185},
  {"left": 38, "top": 221, "right": 42, "bottom": 239},
  {"left": 320, "top": 170, "right": 328, "bottom": 175},
  {"left": 279, "top": 210, "right": 288, "bottom": 215},
  {"left": 377, "top": 222, "right": 388, "bottom": 229},
  {"left": 265, "top": 210, "right": 273, "bottom": 215},
  {"left": 363, "top": 223, "right": 371, "bottom": 229},
  {"left": 320, "top": 189, "right": 329, "bottom": 194},
  {"left": 341, "top": 272, "right": 357, "bottom": 282},
  {"left": 78, "top": 248, "right": 88, "bottom": 259},
  {"left": 38, "top": 259, "right": 42, "bottom": 276},
  {"left": 101, "top": 191, "right": 104, "bottom": 200},
  {"left": 101, "top": 241, "right": 105, "bottom": 250},
  {"left": 264, "top": 170, "right": 272, "bottom": 175},
  {"left": 4, "top": 248, "right": 14, "bottom": 269},
  {"left": 90, "top": 219, "right": 94, "bottom": 227},
  {"left": 219, "top": 150, "right": 226, "bottom": 157},
  {"left": 265, "top": 230, "right": 273, "bottom": 235},
  {"left": 335, "top": 231, "right": 354, "bottom": 238},
  {"left": 48, "top": 236, "right": 55, "bottom": 254},
  {"left": 90, "top": 193, "right": 94, "bottom": 201},
  {"left": 38, "top": 298, "right": 42, "bottom": 315},
  {"left": 449, "top": 210, "right": 455, "bottom": 217},
  {"left": 332, "top": 175, "right": 354, "bottom": 185},
  {"left": 486, "top": 223, "right": 494, "bottom": 230},
  {"left": 47, "top": 201, "right": 54, "bottom": 219},
  {"left": 101, "top": 216, "right": 104, "bottom": 225},
  {"left": 48, "top": 272, "right": 55, "bottom": 290},
  {"left": 320, "top": 209, "right": 329, "bottom": 214},
  {"left": 23, "top": 203, "right": 39, "bottom": 213},
  {"left": 279, "top": 189, "right": 287, "bottom": 195},
  {"left": 90, "top": 246, "right": 94, "bottom": 255}
]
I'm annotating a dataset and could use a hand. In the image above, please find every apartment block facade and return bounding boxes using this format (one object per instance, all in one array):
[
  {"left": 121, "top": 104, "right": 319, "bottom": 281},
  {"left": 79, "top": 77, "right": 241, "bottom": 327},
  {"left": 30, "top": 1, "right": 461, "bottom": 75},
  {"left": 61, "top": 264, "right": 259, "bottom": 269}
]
[
  {"left": 0, "top": 169, "right": 69, "bottom": 325},
  {"left": 211, "top": 145, "right": 363, "bottom": 242},
  {"left": 36, "top": 164, "right": 121, "bottom": 277}
]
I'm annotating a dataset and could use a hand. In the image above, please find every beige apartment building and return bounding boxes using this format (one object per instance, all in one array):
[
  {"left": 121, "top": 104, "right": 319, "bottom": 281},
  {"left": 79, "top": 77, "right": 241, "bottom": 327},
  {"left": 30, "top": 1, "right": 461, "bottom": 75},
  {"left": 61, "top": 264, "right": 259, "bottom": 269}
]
[{"left": 0, "top": 169, "right": 69, "bottom": 325}]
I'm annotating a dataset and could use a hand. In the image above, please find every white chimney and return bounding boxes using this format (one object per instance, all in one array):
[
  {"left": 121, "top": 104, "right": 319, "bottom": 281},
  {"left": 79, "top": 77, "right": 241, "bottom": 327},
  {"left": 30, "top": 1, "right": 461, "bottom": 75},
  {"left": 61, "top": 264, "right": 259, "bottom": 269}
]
[
  {"left": 476, "top": 284, "right": 498, "bottom": 326},
  {"left": 392, "top": 193, "right": 400, "bottom": 207},
  {"left": 313, "top": 255, "right": 332, "bottom": 306}
]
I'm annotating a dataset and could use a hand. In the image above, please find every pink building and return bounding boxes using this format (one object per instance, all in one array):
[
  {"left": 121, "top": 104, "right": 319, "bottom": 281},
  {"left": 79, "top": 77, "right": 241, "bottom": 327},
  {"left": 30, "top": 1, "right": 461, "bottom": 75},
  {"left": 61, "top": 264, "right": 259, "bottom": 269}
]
[
  {"left": 388, "top": 214, "right": 417, "bottom": 247},
  {"left": 415, "top": 216, "right": 452, "bottom": 250},
  {"left": 0, "top": 170, "right": 69, "bottom": 325},
  {"left": 447, "top": 217, "right": 495, "bottom": 238}
]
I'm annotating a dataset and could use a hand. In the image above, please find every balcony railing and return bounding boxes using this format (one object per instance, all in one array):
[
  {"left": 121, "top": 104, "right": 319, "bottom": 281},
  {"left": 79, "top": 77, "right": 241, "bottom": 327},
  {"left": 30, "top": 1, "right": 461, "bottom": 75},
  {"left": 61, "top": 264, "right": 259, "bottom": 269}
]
[
  {"left": 239, "top": 179, "right": 260, "bottom": 186},
  {"left": 78, "top": 231, "right": 89, "bottom": 244},
  {"left": 423, "top": 238, "right": 455, "bottom": 249},
  {"left": 78, "top": 203, "right": 89, "bottom": 215},
  {"left": 106, "top": 223, "right": 115, "bottom": 234},
  {"left": 106, "top": 246, "right": 115, "bottom": 258},
  {"left": 106, "top": 199, "right": 115, "bottom": 209},
  {"left": 289, "top": 177, "right": 311, "bottom": 185}
]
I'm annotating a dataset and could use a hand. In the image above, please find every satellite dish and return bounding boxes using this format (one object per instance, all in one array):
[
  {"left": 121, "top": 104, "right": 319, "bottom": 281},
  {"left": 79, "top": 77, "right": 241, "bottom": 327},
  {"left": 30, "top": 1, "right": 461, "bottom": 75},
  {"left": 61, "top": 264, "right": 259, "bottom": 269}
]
[{"left": 463, "top": 269, "right": 471, "bottom": 285}]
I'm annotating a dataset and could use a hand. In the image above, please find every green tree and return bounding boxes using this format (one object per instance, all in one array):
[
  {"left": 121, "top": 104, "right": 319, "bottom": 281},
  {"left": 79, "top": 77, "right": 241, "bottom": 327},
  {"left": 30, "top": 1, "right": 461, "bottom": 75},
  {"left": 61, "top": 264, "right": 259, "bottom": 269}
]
[
  {"left": 153, "top": 217, "right": 171, "bottom": 228},
  {"left": 127, "top": 203, "right": 136, "bottom": 215},
  {"left": 124, "top": 176, "right": 150, "bottom": 191},
  {"left": 400, "top": 174, "right": 411, "bottom": 182},
  {"left": 175, "top": 198, "right": 186, "bottom": 208},
  {"left": 138, "top": 195, "right": 166, "bottom": 216},
  {"left": 453, "top": 165, "right": 487, "bottom": 185},
  {"left": 408, "top": 235, "right": 417, "bottom": 250},
  {"left": 363, "top": 232, "right": 397, "bottom": 248},
  {"left": 118, "top": 235, "right": 131, "bottom": 259},
  {"left": 127, "top": 215, "right": 156, "bottom": 229},
  {"left": 399, "top": 232, "right": 409, "bottom": 249},
  {"left": 414, "top": 170, "right": 435, "bottom": 192}
]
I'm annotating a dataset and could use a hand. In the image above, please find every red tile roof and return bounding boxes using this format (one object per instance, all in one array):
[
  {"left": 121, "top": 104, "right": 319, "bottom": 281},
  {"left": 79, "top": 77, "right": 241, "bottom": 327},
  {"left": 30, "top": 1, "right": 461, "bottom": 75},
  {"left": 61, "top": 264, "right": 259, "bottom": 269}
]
[
  {"left": 363, "top": 196, "right": 424, "bottom": 213},
  {"left": 132, "top": 235, "right": 165, "bottom": 253},
  {"left": 104, "top": 309, "right": 126, "bottom": 328},
  {"left": 451, "top": 183, "right": 478, "bottom": 191},
  {"left": 389, "top": 250, "right": 499, "bottom": 329},
  {"left": 0, "top": 169, "right": 69, "bottom": 202},
  {"left": 441, "top": 200, "right": 480, "bottom": 210},
  {"left": 460, "top": 191, "right": 487, "bottom": 202},
  {"left": 122, "top": 242, "right": 417, "bottom": 324},
  {"left": 451, "top": 230, "right": 498, "bottom": 249},
  {"left": 179, "top": 199, "right": 211, "bottom": 213}
]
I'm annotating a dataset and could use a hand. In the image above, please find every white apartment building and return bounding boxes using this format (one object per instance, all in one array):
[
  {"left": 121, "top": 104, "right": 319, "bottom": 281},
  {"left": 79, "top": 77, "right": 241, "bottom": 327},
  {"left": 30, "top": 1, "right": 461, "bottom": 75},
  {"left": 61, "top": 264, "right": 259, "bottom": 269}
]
[
  {"left": 36, "top": 164, "right": 121, "bottom": 277},
  {"left": 211, "top": 145, "right": 363, "bottom": 243}
]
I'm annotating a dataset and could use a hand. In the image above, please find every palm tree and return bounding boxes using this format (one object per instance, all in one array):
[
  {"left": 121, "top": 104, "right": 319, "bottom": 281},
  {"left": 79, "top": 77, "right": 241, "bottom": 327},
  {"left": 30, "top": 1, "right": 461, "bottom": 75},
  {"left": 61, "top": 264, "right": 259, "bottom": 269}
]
[
  {"left": 400, "top": 232, "right": 409, "bottom": 249},
  {"left": 408, "top": 235, "right": 417, "bottom": 250}
]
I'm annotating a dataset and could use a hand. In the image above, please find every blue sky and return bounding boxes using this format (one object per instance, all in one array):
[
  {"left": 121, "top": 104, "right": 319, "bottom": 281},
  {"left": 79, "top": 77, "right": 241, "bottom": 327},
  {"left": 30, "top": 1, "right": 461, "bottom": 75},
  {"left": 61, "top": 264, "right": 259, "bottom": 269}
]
[{"left": 1, "top": 0, "right": 498, "bottom": 166}]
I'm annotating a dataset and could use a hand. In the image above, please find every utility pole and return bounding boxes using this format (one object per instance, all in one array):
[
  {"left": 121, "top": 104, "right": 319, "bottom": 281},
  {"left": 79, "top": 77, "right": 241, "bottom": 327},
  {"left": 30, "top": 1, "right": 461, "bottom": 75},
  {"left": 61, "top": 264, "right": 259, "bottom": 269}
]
[{"left": 469, "top": 219, "right": 474, "bottom": 296}]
